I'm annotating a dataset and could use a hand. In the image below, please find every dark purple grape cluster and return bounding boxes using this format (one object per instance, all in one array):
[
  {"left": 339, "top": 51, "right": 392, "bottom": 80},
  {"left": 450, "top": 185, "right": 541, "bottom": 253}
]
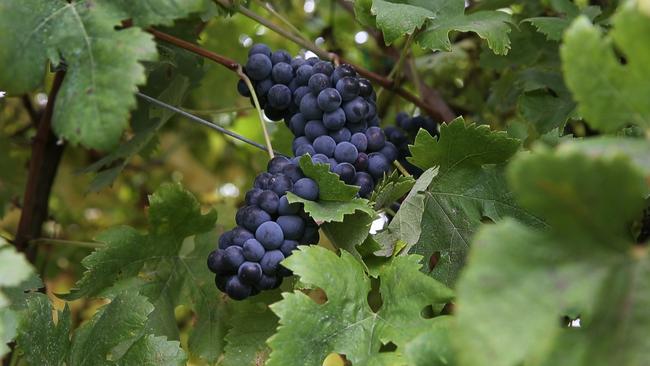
[
  {"left": 384, "top": 112, "right": 439, "bottom": 177},
  {"left": 207, "top": 156, "right": 320, "bottom": 300},
  {"left": 237, "top": 44, "right": 398, "bottom": 198}
]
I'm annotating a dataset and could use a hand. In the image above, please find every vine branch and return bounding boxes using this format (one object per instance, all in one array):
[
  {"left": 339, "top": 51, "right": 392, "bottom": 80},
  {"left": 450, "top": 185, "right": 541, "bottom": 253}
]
[{"left": 14, "top": 70, "right": 67, "bottom": 263}]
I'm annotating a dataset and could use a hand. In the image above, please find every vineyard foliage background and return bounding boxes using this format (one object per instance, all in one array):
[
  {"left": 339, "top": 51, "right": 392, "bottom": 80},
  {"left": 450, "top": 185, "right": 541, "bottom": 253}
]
[{"left": 1, "top": 0, "right": 649, "bottom": 365}]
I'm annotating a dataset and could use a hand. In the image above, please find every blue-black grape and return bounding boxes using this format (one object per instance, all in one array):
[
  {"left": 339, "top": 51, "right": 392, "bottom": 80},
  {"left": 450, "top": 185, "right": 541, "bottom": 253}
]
[
  {"left": 313, "top": 135, "right": 336, "bottom": 157},
  {"left": 268, "top": 156, "right": 292, "bottom": 174},
  {"left": 257, "top": 274, "right": 279, "bottom": 290},
  {"left": 308, "top": 73, "right": 330, "bottom": 95},
  {"left": 334, "top": 141, "right": 359, "bottom": 164},
  {"left": 348, "top": 122, "right": 367, "bottom": 134},
  {"left": 245, "top": 188, "right": 263, "bottom": 206},
  {"left": 238, "top": 261, "right": 263, "bottom": 284},
  {"left": 231, "top": 227, "right": 254, "bottom": 246},
  {"left": 329, "top": 127, "right": 351, "bottom": 143},
  {"left": 300, "top": 224, "right": 320, "bottom": 244},
  {"left": 268, "top": 174, "right": 293, "bottom": 196},
  {"left": 243, "top": 238, "right": 266, "bottom": 261},
  {"left": 293, "top": 178, "right": 319, "bottom": 200},
  {"left": 343, "top": 97, "right": 368, "bottom": 123},
  {"left": 256, "top": 221, "right": 284, "bottom": 249},
  {"left": 295, "top": 64, "right": 314, "bottom": 85},
  {"left": 246, "top": 54, "right": 273, "bottom": 81},
  {"left": 333, "top": 162, "right": 356, "bottom": 184},
  {"left": 291, "top": 57, "right": 307, "bottom": 70},
  {"left": 225, "top": 276, "right": 251, "bottom": 300},
  {"left": 313, "top": 61, "right": 334, "bottom": 76},
  {"left": 267, "top": 84, "right": 292, "bottom": 109},
  {"left": 323, "top": 108, "right": 346, "bottom": 130},
  {"left": 278, "top": 195, "right": 300, "bottom": 215},
  {"left": 223, "top": 246, "right": 245, "bottom": 270},
  {"left": 365, "top": 126, "right": 386, "bottom": 151},
  {"left": 238, "top": 206, "right": 271, "bottom": 231},
  {"left": 295, "top": 143, "right": 316, "bottom": 156},
  {"left": 293, "top": 86, "right": 310, "bottom": 106},
  {"left": 379, "top": 142, "right": 398, "bottom": 162},
  {"left": 254, "top": 172, "right": 272, "bottom": 189},
  {"left": 317, "top": 88, "right": 342, "bottom": 112},
  {"left": 258, "top": 190, "right": 280, "bottom": 214},
  {"left": 336, "top": 76, "right": 360, "bottom": 101},
  {"left": 271, "top": 62, "right": 293, "bottom": 85},
  {"left": 311, "top": 153, "right": 329, "bottom": 165},
  {"left": 368, "top": 152, "right": 391, "bottom": 180},
  {"left": 289, "top": 113, "right": 307, "bottom": 136},
  {"left": 276, "top": 215, "right": 305, "bottom": 240},
  {"left": 350, "top": 132, "right": 368, "bottom": 152},
  {"left": 358, "top": 78, "right": 373, "bottom": 97},
  {"left": 331, "top": 64, "right": 356, "bottom": 85},
  {"left": 237, "top": 79, "right": 250, "bottom": 97},
  {"left": 299, "top": 93, "right": 323, "bottom": 120},
  {"left": 271, "top": 50, "right": 292, "bottom": 65},
  {"left": 305, "top": 120, "right": 327, "bottom": 141},
  {"left": 353, "top": 172, "right": 374, "bottom": 197},
  {"left": 280, "top": 240, "right": 299, "bottom": 257},
  {"left": 249, "top": 43, "right": 272, "bottom": 57},
  {"left": 207, "top": 249, "right": 225, "bottom": 274},
  {"left": 260, "top": 250, "right": 285, "bottom": 275},
  {"left": 306, "top": 57, "right": 320, "bottom": 66},
  {"left": 354, "top": 152, "right": 369, "bottom": 171},
  {"left": 218, "top": 230, "right": 233, "bottom": 249},
  {"left": 282, "top": 164, "right": 305, "bottom": 183},
  {"left": 254, "top": 78, "right": 274, "bottom": 99}
]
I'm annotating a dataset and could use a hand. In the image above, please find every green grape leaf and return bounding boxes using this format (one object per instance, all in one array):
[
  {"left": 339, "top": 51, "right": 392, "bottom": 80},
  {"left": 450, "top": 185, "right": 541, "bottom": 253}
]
[
  {"left": 408, "top": 118, "right": 520, "bottom": 172},
  {"left": 221, "top": 293, "right": 280, "bottom": 366},
  {"left": 353, "top": 0, "right": 376, "bottom": 28},
  {"left": 17, "top": 292, "right": 186, "bottom": 365},
  {"left": 455, "top": 147, "right": 650, "bottom": 366},
  {"left": 286, "top": 192, "right": 374, "bottom": 223},
  {"left": 267, "top": 246, "right": 453, "bottom": 365},
  {"left": 368, "top": 0, "right": 512, "bottom": 55},
  {"left": 517, "top": 90, "right": 576, "bottom": 134},
  {"left": 524, "top": 17, "right": 569, "bottom": 41},
  {"left": 0, "top": 0, "right": 208, "bottom": 150},
  {"left": 321, "top": 210, "right": 378, "bottom": 260},
  {"left": 379, "top": 120, "right": 541, "bottom": 285},
  {"left": 370, "top": 170, "right": 415, "bottom": 210},
  {"left": 298, "top": 155, "right": 359, "bottom": 201},
  {"left": 404, "top": 317, "right": 456, "bottom": 366},
  {"left": 557, "top": 137, "right": 650, "bottom": 177},
  {"left": 561, "top": 5, "right": 650, "bottom": 132}
]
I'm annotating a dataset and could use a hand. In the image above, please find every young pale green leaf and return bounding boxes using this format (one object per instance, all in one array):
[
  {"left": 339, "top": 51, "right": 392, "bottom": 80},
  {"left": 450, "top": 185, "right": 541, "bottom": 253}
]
[
  {"left": 561, "top": 5, "right": 650, "bottom": 132},
  {"left": 298, "top": 155, "right": 360, "bottom": 200},
  {"left": 455, "top": 148, "right": 650, "bottom": 366},
  {"left": 408, "top": 118, "right": 520, "bottom": 172},
  {"left": 286, "top": 192, "right": 374, "bottom": 223},
  {"left": 370, "top": 170, "right": 415, "bottom": 210},
  {"left": 370, "top": 0, "right": 436, "bottom": 44},
  {"left": 267, "top": 246, "right": 453, "bottom": 365}
]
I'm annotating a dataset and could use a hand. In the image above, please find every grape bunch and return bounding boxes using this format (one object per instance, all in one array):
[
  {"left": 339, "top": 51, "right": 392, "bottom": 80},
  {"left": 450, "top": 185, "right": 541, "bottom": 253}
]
[
  {"left": 384, "top": 112, "right": 439, "bottom": 177},
  {"left": 207, "top": 156, "right": 320, "bottom": 300},
  {"left": 237, "top": 43, "right": 399, "bottom": 198}
]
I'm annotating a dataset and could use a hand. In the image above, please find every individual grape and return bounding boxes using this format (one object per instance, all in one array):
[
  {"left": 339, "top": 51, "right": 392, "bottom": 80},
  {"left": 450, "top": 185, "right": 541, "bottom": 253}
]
[
  {"left": 334, "top": 141, "right": 359, "bottom": 164},
  {"left": 254, "top": 172, "right": 272, "bottom": 189},
  {"left": 368, "top": 152, "right": 391, "bottom": 180},
  {"left": 306, "top": 57, "right": 320, "bottom": 66},
  {"left": 280, "top": 240, "right": 299, "bottom": 257},
  {"left": 289, "top": 113, "right": 307, "bottom": 136},
  {"left": 308, "top": 73, "right": 330, "bottom": 95},
  {"left": 207, "top": 250, "right": 225, "bottom": 274},
  {"left": 260, "top": 250, "right": 285, "bottom": 275},
  {"left": 350, "top": 132, "right": 368, "bottom": 152},
  {"left": 365, "top": 126, "right": 386, "bottom": 151},
  {"left": 323, "top": 108, "right": 346, "bottom": 130},
  {"left": 238, "top": 261, "right": 263, "bottom": 284},
  {"left": 343, "top": 97, "right": 368, "bottom": 123},
  {"left": 249, "top": 43, "right": 272, "bottom": 57},
  {"left": 332, "top": 162, "right": 356, "bottom": 184},
  {"left": 358, "top": 78, "right": 373, "bottom": 97},
  {"left": 231, "top": 226, "right": 254, "bottom": 246},
  {"left": 305, "top": 120, "right": 327, "bottom": 141},
  {"left": 278, "top": 195, "right": 300, "bottom": 215},
  {"left": 353, "top": 172, "right": 375, "bottom": 197},
  {"left": 243, "top": 238, "right": 266, "bottom": 261},
  {"left": 384, "top": 126, "right": 407, "bottom": 146},
  {"left": 366, "top": 101, "right": 377, "bottom": 119},
  {"left": 368, "top": 116, "right": 380, "bottom": 127},
  {"left": 291, "top": 57, "right": 307, "bottom": 70},
  {"left": 276, "top": 215, "right": 306, "bottom": 240},
  {"left": 267, "top": 156, "right": 292, "bottom": 174},
  {"left": 268, "top": 174, "right": 293, "bottom": 196},
  {"left": 293, "top": 178, "right": 319, "bottom": 200},
  {"left": 258, "top": 190, "right": 280, "bottom": 214},
  {"left": 254, "top": 78, "right": 274, "bottom": 99},
  {"left": 293, "top": 86, "right": 310, "bottom": 106},
  {"left": 313, "top": 135, "right": 336, "bottom": 157},
  {"left": 312, "top": 60, "right": 334, "bottom": 76},
  {"left": 223, "top": 246, "right": 245, "bottom": 270},
  {"left": 331, "top": 64, "right": 356, "bottom": 85},
  {"left": 271, "top": 62, "right": 293, "bottom": 85},
  {"left": 255, "top": 221, "right": 284, "bottom": 249},
  {"left": 336, "top": 76, "right": 360, "bottom": 101},
  {"left": 400, "top": 116, "right": 418, "bottom": 132},
  {"left": 329, "top": 127, "right": 351, "bottom": 143},
  {"left": 354, "top": 152, "right": 369, "bottom": 171},
  {"left": 218, "top": 230, "right": 233, "bottom": 249},
  {"left": 271, "top": 50, "right": 292, "bottom": 65},
  {"left": 395, "top": 112, "right": 409, "bottom": 125},
  {"left": 238, "top": 206, "right": 272, "bottom": 231},
  {"left": 237, "top": 79, "right": 250, "bottom": 97},
  {"left": 225, "top": 276, "right": 252, "bottom": 300},
  {"left": 282, "top": 163, "right": 305, "bottom": 183},
  {"left": 256, "top": 274, "right": 279, "bottom": 290},
  {"left": 295, "top": 143, "right": 316, "bottom": 156},
  {"left": 379, "top": 141, "right": 398, "bottom": 162},
  {"left": 267, "top": 84, "right": 292, "bottom": 109},
  {"left": 327, "top": 158, "right": 337, "bottom": 171},
  {"left": 246, "top": 53, "right": 273, "bottom": 80},
  {"left": 317, "top": 88, "right": 342, "bottom": 112},
  {"left": 299, "top": 93, "right": 323, "bottom": 120},
  {"left": 292, "top": 136, "right": 310, "bottom": 152},
  {"left": 245, "top": 188, "right": 263, "bottom": 206},
  {"left": 295, "top": 64, "right": 314, "bottom": 85},
  {"left": 311, "top": 153, "right": 329, "bottom": 165}
]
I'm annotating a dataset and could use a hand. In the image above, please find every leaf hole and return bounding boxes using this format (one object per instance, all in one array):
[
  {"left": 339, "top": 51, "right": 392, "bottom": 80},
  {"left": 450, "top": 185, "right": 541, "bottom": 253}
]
[
  {"left": 307, "top": 287, "right": 328, "bottom": 305},
  {"left": 480, "top": 216, "right": 494, "bottom": 224},
  {"left": 322, "top": 353, "right": 350, "bottom": 366},
  {"left": 428, "top": 251, "right": 441, "bottom": 271},
  {"left": 367, "top": 277, "right": 382, "bottom": 313},
  {"left": 420, "top": 304, "right": 435, "bottom": 319},
  {"left": 378, "top": 341, "right": 397, "bottom": 353}
]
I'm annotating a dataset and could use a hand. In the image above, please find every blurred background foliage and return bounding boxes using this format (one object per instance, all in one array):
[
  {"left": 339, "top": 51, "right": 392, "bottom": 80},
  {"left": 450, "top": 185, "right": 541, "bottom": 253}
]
[{"left": 0, "top": 0, "right": 608, "bottom": 354}]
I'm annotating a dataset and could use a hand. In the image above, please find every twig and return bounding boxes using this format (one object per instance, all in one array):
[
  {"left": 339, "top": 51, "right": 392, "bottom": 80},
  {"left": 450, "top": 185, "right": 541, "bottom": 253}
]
[
  {"left": 237, "top": 68, "right": 275, "bottom": 158},
  {"left": 136, "top": 92, "right": 285, "bottom": 157},
  {"left": 30, "top": 238, "right": 104, "bottom": 249},
  {"left": 393, "top": 160, "right": 412, "bottom": 177},
  {"left": 14, "top": 71, "right": 66, "bottom": 263}
]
